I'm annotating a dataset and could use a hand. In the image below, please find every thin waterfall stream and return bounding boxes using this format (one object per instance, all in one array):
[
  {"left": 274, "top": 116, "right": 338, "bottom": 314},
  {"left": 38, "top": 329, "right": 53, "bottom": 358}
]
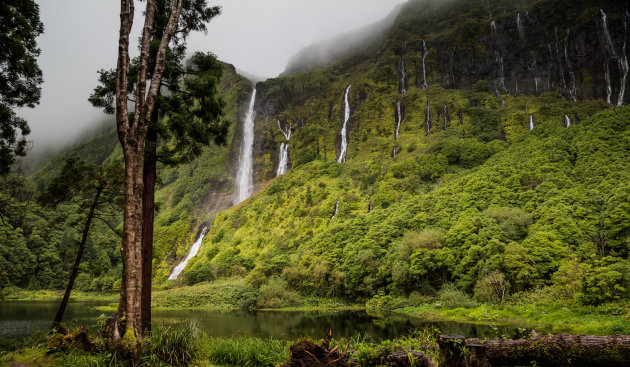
[
  {"left": 277, "top": 120, "right": 292, "bottom": 176},
  {"left": 168, "top": 227, "right": 209, "bottom": 280},
  {"left": 337, "top": 85, "right": 352, "bottom": 163}
]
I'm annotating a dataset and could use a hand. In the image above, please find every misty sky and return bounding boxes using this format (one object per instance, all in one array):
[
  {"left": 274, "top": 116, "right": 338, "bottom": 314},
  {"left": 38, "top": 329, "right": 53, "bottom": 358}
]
[{"left": 18, "top": 0, "right": 404, "bottom": 154}]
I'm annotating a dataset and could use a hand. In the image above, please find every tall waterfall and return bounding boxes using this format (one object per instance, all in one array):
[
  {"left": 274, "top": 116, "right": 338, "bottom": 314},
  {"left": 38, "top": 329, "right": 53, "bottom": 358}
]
[
  {"left": 517, "top": 13, "right": 525, "bottom": 39},
  {"left": 618, "top": 12, "right": 629, "bottom": 106},
  {"left": 600, "top": 9, "right": 629, "bottom": 106},
  {"left": 425, "top": 99, "right": 431, "bottom": 136},
  {"left": 601, "top": 10, "right": 616, "bottom": 57},
  {"left": 395, "top": 101, "right": 402, "bottom": 140},
  {"left": 398, "top": 60, "right": 407, "bottom": 94},
  {"left": 168, "top": 227, "right": 209, "bottom": 280},
  {"left": 337, "top": 85, "right": 351, "bottom": 163},
  {"left": 276, "top": 120, "right": 292, "bottom": 176},
  {"left": 331, "top": 200, "right": 340, "bottom": 220},
  {"left": 422, "top": 40, "right": 429, "bottom": 89},
  {"left": 605, "top": 62, "right": 613, "bottom": 104},
  {"left": 490, "top": 20, "right": 497, "bottom": 34},
  {"left": 496, "top": 51, "right": 506, "bottom": 91},
  {"left": 564, "top": 30, "right": 577, "bottom": 101},
  {"left": 529, "top": 115, "right": 535, "bottom": 131},
  {"left": 233, "top": 89, "right": 256, "bottom": 205},
  {"left": 393, "top": 100, "right": 403, "bottom": 158},
  {"left": 564, "top": 115, "right": 572, "bottom": 127}
]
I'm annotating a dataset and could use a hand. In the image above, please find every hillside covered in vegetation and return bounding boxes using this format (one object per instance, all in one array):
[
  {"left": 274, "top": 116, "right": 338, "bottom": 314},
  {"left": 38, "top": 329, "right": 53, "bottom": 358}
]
[{"left": 1, "top": 0, "right": 628, "bottom": 315}]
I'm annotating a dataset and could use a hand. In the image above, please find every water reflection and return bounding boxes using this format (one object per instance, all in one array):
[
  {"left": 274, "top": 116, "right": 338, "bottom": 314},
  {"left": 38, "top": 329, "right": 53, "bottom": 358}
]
[{"left": 0, "top": 301, "right": 525, "bottom": 342}]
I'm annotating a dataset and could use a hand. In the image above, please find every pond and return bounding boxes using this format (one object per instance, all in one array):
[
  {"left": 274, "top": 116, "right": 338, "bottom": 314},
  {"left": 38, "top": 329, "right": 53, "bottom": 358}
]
[{"left": 0, "top": 300, "right": 526, "bottom": 343}]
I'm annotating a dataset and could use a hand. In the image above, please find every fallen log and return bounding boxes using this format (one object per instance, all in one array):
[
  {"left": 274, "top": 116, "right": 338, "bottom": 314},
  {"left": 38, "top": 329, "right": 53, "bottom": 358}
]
[{"left": 438, "top": 333, "right": 630, "bottom": 367}]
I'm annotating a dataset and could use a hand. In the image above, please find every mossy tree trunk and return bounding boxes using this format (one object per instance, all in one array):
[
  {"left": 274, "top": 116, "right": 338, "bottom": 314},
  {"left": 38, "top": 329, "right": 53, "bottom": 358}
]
[{"left": 438, "top": 334, "right": 630, "bottom": 367}]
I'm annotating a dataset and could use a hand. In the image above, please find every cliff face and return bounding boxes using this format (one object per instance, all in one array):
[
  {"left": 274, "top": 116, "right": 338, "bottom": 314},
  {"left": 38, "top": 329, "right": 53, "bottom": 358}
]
[
  {"left": 244, "top": 0, "right": 628, "bottom": 185},
  {"left": 381, "top": 0, "right": 628, "bottom": 103}
]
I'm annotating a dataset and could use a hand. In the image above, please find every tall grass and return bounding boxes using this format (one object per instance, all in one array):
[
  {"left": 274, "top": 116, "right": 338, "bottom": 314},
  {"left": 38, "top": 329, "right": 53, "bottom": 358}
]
[
  {"left": 205, "top": 336, "right": 289, "bottom": 367},
  {"left": 141, "top": 323, "right": 204, "bottom": 367}
]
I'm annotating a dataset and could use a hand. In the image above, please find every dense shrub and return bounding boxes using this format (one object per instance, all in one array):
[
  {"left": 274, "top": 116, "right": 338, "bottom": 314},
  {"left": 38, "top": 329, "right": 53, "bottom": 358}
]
[
  {"left": 437, "top": 283, "right": 476, "bottom": 308},
  {"left": 257, "top": 277, "right": 301, "bottom": 308}
]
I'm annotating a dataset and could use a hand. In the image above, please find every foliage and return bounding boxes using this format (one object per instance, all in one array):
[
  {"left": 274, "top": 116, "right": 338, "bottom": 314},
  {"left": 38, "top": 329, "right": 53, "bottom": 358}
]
[
  {"left": 257, "top": 276, "right": 301, "bottom": 309},
  {"left": 437, "top": 283, "right": 477, "bottom": 309},
  {"left": 0, "top": 0, "right": 44, "bottom": 173},
  {"left": 141, "top": 323, "right": 204, "bottom": 367},
  {"left": 205, "top": 336, "right": 289, "bottom": 367},
  {"left": 330, "top": 329, "right": 440, "bottom": 367}
]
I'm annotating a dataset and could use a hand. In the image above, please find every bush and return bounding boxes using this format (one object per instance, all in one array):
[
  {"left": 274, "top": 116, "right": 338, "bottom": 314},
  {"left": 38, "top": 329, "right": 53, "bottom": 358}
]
[
  {"left": 437, "top": 283, "right": 476, "bottom": 308},
  {"left": 473, "top": 271, "right": 510, "bottom": 304},
  {"left": 185, "top": 262, "right": 216, "bottom": 285},
  {"left": 257, "top": 277, "right": 301, "bottom": 308}
]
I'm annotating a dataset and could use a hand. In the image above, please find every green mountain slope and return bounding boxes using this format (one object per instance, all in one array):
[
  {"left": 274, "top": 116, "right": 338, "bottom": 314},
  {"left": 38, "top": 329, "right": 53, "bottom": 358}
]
[
  {"left": 4, "top": 0, "right": 629, "bottom": 309},
  {"left": 167, "top": 0, "right": 630, "bottom": 305},
  {"left": 187, "top": 93, "right": 629, "bottom": 303}
]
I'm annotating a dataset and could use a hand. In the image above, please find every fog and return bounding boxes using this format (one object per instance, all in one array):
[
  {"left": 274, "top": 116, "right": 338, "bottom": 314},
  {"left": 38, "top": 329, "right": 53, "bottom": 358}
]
[{"left": 16, "top": 0, "right": 404, "bottom": 160}]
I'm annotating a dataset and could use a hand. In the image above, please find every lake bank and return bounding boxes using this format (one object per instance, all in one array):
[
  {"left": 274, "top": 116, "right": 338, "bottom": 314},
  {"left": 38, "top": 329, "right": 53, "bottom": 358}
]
[{"left": 3, "top": 279, "right": 630, "bottom": 337}]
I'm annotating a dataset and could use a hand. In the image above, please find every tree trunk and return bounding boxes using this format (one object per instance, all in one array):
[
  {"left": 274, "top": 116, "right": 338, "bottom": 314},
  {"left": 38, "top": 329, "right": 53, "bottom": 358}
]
[
  {"left": 113, "top": 0, "right": 183, "bottom": 347},
  {"left": 119, "top": 144, "right": 146, "bottom": 341},
  {"left": 51, "top": 188, "right": 102, "bottom": 331},
  {"left": 140, "top": 124, "right": 157, "bottom": 334},
  {"left": 438, "top": 334, "right": 630, "bottom": 367}
]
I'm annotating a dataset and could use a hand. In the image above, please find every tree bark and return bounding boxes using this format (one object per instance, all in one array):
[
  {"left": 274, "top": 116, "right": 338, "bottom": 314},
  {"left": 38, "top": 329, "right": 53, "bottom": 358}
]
[
  {"left": 140, "top": 123, "right": 157, "bottom": 334},
  {"left": 438, "top": 334, "right": 630, "bottom": 367},
  {"left": 51, "top": 188, "right": 102, "bottom": 331}
]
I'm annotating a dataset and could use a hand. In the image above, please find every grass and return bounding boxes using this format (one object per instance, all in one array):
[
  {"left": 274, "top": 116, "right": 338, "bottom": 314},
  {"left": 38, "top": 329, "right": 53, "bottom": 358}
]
[
  {"left": 1, "top": 288, "right": 117, "bottom": 302},
  {"left": 395, "top": 303, "right": 630, "bottom": 335},
  {"left": 329, "top": 328, "right": 440, "bottom": 367},
  {"left": 204, "top": 336, "right": 290, "bottom": 367},
  {"left": 152, "top": 278, "right": 255, "bottom": 310}
]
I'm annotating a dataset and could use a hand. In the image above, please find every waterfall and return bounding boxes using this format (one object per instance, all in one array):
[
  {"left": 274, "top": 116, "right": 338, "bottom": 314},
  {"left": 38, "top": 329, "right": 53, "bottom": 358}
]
[
  {"left": 331, "top": 200, "right": 340, "bottom": 220},
  {"left": 564, "top": 115, "right": 572, "bottom": 127},
  {"left": 490, "top": 20, "right": 497, "bottom": 34},
  {"left": 393, "top": 100, "right": 403, "bottom": 158},
  {"left": 168, "top": 227, "right": 209, "bottom": 280},
  {"left": 276, "top": 120, "right": 292, "bottom": 176},
  {"left": 422, "top": 40, "right": 429, "bottom": 89},
  {"left": 496, "top": 51, "right": 506, "bottom": 91},
  {"left": 337, "top": 85, "right": 351, "bottom": 163},
  {"left": 395, "top": 101, "right": 402, "bottom": 140},
  {"left": 619, "top": 53, "right": 629, "bottom": 107},
  {"left": 564, "top": 30, "right": 577, "bottom": 101},
  {"left": 398, "top": 60, "right": 407, "bottom": 94},
  {"left": 517, "top": 13, "right": 525, "bottom": 39},
  {"left": 529, "top": 115, "right": 535, "bottom": 131},
  {"left": 277, "top": 143, "right": 289, "bottom": 176},
  {"left": 601, "top": 9, "right": 617, "bottom": 57},
  {"left": 618, "top": 12, "right": 629, "bottom": 106},
  {"left": 600, "top": 8, "right": 629, "bottom": 105},
  {"left": 425, "top": 99, "right": 431, "bottom": 136},
  {"left": 233, "top": 89, "right": 256, "bottom": 205},
  {"left": 605, "top": 62, "right": 612, "bottom": 104}
]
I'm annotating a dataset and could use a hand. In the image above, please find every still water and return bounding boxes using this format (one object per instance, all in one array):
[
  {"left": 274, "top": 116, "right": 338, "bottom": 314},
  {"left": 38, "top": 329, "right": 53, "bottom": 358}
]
[{"left": 0, "top": 300, "right": 523, "bottom": 342}]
